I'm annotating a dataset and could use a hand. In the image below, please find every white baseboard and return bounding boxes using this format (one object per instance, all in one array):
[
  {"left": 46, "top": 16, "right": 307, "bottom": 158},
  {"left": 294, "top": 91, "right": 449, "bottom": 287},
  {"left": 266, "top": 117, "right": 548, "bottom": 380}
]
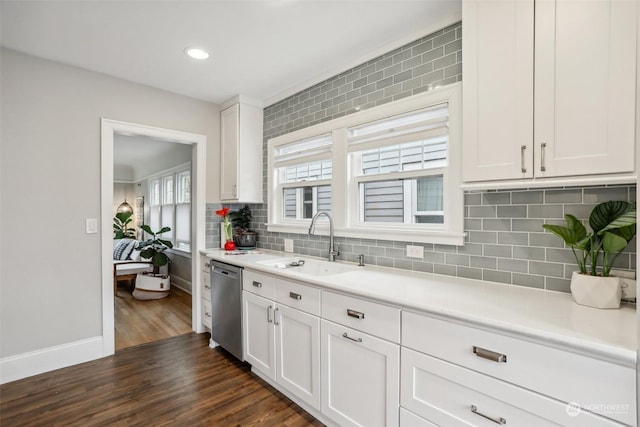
[
  {"left": 0, "top": 336, "right": 104, "bottom": 384},
  {"left": 170, "top": 275, "right": 192, "bottom": 294}
]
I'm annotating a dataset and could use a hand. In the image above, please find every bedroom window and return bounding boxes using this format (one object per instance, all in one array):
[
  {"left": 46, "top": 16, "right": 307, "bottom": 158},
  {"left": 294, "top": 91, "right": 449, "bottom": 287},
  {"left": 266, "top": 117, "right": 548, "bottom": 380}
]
[{"left": 146, "top": 164, "right": 191, "bottom": 252}]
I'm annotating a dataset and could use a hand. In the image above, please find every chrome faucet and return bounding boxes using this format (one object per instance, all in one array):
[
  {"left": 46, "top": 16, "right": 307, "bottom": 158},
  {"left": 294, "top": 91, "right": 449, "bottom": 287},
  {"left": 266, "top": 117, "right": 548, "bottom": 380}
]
[{"left": 308, "top": 211, "right": 340, "bottom": 262}]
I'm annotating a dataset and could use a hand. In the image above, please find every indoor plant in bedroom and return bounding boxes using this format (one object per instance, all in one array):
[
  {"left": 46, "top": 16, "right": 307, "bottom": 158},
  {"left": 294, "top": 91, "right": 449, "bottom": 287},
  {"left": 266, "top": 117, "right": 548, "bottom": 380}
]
[
  {"left": 133, "top": 225, "right": 173, "bottom": 300},
  {"left": 229, "top": 204, "right": 257, "bottom": 249},
  {"left": 113, "top": 211, "right": 136, "bottom": 239},
  {"left": 543, "top": 200, "right": 636, "bottom": 309}
]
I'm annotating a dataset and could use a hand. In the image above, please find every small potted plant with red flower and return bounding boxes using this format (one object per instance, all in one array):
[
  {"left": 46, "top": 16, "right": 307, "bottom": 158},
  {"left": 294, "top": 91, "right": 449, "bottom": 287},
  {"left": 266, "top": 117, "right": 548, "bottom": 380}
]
[{"left": 216, "top": 207, "right": 236, "bottom": 250}]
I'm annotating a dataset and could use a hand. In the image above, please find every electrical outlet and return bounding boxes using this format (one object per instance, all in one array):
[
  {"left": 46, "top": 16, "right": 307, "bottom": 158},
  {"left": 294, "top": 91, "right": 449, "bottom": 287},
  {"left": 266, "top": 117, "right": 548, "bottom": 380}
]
[
  {"left": 406, "top": 245, "right": 424, "bottom": 259},
  {"left": 284, "top": 239, "right": 294, "bottom": 253},
  {"left": 611, "top": 269, "right": 637, "bottom": 301}
]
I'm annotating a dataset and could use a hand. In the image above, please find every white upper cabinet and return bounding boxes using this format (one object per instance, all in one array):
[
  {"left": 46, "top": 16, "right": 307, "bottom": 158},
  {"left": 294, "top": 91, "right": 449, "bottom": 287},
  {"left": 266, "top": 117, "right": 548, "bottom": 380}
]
[
  {"left": 220, "top": 96, "right": 264, "bottom": 202},
  {"left": 534, "top": 0, "right": 637, "bottom": 178},
  {"left": 462, "top": 0, "right": 534, "bottom": 182},
  {"left": 463, "top": 0, "right": 638, "bottom": 185}
]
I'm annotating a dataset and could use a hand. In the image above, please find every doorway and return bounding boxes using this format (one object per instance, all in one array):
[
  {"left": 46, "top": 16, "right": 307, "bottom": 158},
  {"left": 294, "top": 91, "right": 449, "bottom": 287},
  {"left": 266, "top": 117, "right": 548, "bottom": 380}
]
[
  {"left": 101, "top": 119, "right": 207, "bottom": 357},
  {"left": 113, "top": 134, "right": 193, "bottom": 350}
]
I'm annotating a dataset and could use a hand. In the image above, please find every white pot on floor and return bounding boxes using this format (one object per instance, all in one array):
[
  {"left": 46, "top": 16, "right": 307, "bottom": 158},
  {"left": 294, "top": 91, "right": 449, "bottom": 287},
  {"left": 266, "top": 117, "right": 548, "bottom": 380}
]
[
  {"left": 570, "top": 271, "right": 621, "bottom": 309},
  {"left": 133, "top": 273, "right": 170, "bottom": 300}
]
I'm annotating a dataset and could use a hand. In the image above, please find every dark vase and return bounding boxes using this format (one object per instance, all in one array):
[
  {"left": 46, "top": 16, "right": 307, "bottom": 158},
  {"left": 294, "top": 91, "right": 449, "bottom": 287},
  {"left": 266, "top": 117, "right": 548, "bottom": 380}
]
[{"left": 234, "top": 231, "right": 257, "bottom": 248}]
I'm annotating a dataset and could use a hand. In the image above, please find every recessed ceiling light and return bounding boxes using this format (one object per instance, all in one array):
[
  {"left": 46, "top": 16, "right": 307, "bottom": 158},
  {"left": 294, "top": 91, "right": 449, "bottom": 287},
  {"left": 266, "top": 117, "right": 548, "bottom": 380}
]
[{"left": 185, "top": 47, "right": 210, "bottom": 60}]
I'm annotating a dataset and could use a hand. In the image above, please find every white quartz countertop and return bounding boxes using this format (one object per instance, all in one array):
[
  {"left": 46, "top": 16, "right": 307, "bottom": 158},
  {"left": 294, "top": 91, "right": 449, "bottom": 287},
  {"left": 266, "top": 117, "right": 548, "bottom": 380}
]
[{"left": 201, "top": 248, "right": 637, "bottom": 366}]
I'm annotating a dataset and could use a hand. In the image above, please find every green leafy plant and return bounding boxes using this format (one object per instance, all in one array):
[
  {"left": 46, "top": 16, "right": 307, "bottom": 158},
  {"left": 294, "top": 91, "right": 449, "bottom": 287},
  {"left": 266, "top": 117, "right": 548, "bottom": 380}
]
[
  {"left": 113, "top": 211, "right": 136, "bottom": 239},
  {"left": 136, "top": 225, "right": 173, "bottom": 274},
  {"left": 229, "top": 204, "right": 253, "bottom": 231},
  {"left": 543, "top": 201, "right": 636, "bottom": 277}
]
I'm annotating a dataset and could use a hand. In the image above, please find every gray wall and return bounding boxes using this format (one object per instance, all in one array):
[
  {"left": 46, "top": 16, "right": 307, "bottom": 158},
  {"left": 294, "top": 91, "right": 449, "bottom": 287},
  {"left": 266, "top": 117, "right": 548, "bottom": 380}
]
[
  {"left": 206, "top": 22, "right": 637, "bottom": 293},
  {"left": 0, "top": 48, "right": 219, "bottom": 358}
]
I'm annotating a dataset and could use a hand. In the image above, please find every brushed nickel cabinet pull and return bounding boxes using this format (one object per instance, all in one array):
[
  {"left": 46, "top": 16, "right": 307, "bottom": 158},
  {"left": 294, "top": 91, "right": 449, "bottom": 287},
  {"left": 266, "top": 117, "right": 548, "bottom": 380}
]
[
  {"left": 205, "top": 262, "right": 211, "bottom": 268},
  {"left": 204, "top": 312, "right": 211, "bottom": 317},
  {"left": 267, "top": 306, "right": 273, "bottom": 323},
  {"left": 274, "top": 307, "right": 279, "bottom": 326},
  {"left": 204, "top": 284, "right": 211, "bottom": 289},
  {"left": 252, "top": 281, "right": 262, "bottom": 288},
  {"left": 471, "top": 405, "right": 506, "bottom": 425},
  {"left": 520, "top": 145, "right": 527, "bottom": 173},
  {"left": 347, "top": 309, "right": 365, "bottom": 319},
  {"left": 342, "top": 333, "right": 362, "bottom": 343},
  {"left": 289, "top": 292, "right": 302, "bottom": 300},
  {"left": 540, "top": 142, "right": 547, "bottom": 172},
  {"left": 473, "top": 346, "right": 507, "bottom": 363}
]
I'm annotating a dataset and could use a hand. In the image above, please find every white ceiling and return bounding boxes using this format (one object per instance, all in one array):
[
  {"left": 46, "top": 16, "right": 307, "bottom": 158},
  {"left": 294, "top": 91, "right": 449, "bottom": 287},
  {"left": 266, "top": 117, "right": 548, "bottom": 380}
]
[
  {"left": 114, "top": 134, "right": 192, "bottom": 182},
  {"left": 0, "top": 0, "right": 461, "bottom": 106}
]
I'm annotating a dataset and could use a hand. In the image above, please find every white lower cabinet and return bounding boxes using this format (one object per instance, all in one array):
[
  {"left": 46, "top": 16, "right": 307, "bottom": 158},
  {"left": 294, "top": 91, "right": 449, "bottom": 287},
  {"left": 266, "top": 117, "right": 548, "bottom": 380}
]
[
  {"left": 399, "top": 408, "right": 437, "bottom": 427},
  {"left": 400, "top": 347, "right": 623, "bottom": 427},
  {"left": 321, "top": 319, "right": 400, "bottom": 427},
  {"left": 275, "top": 304, "right": 320, "bottom": 409},
  {"left": 242, "top": 288, "right": 321, "bottom": 410},
  {"left": 243, "top": 291, "right": 275, "bottom": 377}
]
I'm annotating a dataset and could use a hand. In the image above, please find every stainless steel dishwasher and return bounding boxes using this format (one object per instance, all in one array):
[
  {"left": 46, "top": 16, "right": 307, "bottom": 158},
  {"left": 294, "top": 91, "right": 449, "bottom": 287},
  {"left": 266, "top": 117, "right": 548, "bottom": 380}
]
[{"left": 209, "top": 260, "right": 243, "bottom": 360}]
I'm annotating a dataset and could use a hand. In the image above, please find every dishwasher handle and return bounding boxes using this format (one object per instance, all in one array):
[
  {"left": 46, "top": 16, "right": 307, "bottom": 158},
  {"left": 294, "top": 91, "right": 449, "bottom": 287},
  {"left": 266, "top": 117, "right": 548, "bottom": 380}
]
[{"left": 211, "top": 265, "right": 240, "bottom": 280}]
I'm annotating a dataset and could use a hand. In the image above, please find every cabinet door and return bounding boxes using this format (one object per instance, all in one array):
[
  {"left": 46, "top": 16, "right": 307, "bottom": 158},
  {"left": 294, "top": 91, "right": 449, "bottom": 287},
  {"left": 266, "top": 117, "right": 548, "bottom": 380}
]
[
  {"left": 220, "top": 103, "right": 239, "bottom": 201},
  {"left": 462, "top": 0, "right": 534, "bottom": 182},
  {"left": 321, "top": 320, "right": 400, "bottom": 427},
  {"left": 535, "top": 0, "right": 637, "bottom": 177},
  {"left": 242, "top": 291, "right": 275, "bottom": 379},
  {"left": 275, "top": 305, "right": 321, "bottom": 410}
]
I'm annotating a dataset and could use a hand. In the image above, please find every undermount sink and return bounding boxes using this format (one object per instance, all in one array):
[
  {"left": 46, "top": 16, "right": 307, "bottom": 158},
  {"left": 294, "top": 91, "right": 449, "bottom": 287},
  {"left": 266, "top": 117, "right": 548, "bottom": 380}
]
[{"left": 256, "top": 257, "right": 359, "bottom": 277}]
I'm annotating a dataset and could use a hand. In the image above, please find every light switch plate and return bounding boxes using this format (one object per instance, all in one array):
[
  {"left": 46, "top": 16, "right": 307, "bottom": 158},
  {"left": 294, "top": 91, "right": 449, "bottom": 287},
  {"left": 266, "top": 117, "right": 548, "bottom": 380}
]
[
  {"left": 406, "top": 245, "right": 424, "bottom": 259},
  {"left": 284, "top": 239, "right": 294, "bottom": 252},
  {"left": 85, "top": 218, "right": 98, "bottom": 234}
]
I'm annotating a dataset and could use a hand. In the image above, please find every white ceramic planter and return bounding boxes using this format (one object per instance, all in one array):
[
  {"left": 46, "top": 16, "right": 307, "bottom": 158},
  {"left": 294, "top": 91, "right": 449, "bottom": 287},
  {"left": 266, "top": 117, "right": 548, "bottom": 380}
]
[
  {"left": 570, "top": 271, "right": 621, "bottom": 309},
  {"left": 133, "top": 273, "right": 170, "bottom": 300}
]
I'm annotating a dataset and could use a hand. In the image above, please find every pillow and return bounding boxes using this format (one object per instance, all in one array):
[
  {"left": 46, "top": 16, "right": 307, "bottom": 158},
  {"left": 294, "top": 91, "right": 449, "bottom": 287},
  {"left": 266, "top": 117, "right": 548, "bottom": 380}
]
[{"left": 113, "top": 238, "right": 136, "bottom": 260}]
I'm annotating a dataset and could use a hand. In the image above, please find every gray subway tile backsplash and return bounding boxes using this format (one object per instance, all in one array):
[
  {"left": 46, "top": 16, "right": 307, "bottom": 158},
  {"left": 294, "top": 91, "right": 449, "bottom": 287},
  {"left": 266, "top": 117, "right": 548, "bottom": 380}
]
[{"left": 205, "top": 21, "right": 636, "bottom": 293}]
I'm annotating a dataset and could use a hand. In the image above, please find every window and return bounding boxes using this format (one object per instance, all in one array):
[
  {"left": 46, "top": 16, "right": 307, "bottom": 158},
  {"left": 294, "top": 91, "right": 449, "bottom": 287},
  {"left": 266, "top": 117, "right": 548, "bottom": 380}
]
[
  {"left": 146, "top": 164, "right": 191, "bottom": 252},
  {"left": 349, "top": 104, "right": 448, "bottom": 227},
  {"left": 272, "top": 134, "right": 333, "bottom": 222},
  {"left": 267, "top": 84, "right": 463, "bottom": 245}
]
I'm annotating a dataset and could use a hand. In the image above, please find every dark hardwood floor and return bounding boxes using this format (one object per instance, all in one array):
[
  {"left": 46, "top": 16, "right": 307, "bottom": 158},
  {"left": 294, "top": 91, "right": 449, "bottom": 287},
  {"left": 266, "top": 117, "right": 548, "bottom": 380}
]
[
  {"left": 115, "top": 284, "right": 192, "bottom": 351},
  {"left": 0, "top": 333, "right": 324, "bottom": 427}
]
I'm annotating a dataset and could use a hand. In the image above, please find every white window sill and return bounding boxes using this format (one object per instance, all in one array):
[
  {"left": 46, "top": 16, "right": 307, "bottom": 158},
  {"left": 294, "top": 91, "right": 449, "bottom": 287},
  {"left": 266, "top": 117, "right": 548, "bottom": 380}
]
[{"left": 267, "top": 223, "right": 465, "bottom": 246}]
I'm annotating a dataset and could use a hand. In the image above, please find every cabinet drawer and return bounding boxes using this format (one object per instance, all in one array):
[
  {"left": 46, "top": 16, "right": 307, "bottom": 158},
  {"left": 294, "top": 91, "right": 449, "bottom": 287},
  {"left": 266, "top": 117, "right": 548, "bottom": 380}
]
[
  {"left": 399, "top": 408, "right": 437, "bottom": 427},
  {"left": 275, "top": 279, "right": 320, "bottom": 316},
  {"left": 201, "top": 270, "right": 211, "bottom": 302},
  {"left": 322, "top": 291, "right": 400, "bottom": 343},
  {"left": 402, "top": 311, "right": 635, "bottom": 425},
  {"left": 201, "top": 299, "right": 212, "bottom": 331},
  {"left": 201, "top": 256, "right": 212, "bottom": 272},
  {"left": 401, "top": 347, "right": 623, "bottom": 427},
  {"left": 243, "top": 270, "right": 276, "bottom": 300}
]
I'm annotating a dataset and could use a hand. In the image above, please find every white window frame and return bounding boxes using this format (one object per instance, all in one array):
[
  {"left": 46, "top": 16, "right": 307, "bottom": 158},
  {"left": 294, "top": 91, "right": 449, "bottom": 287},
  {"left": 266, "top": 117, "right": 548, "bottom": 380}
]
[
  {"left": 267, "top": 84, "right": 464, "bottom": 246},
  {"left": 145, "top": 162, "right": 192, "bottom": 253}
]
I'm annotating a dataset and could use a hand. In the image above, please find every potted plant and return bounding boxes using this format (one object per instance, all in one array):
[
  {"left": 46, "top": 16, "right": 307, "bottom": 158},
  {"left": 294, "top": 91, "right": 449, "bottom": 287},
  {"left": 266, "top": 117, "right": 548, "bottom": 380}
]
[
  {"left": 543, "top": 200, "right": 636, "bottom": 309},
  {"left": 216, "top": 207, "right": 236, "bottom": 250},
  {"left": 113, "top": 211, "right": 136, "bottom": 239},
  {"left": 136, "top": 225, "right": 173, "bottom": 274},
  {"left": 133, "top": 225, "right": 173, "bottom": 300},
  {"left": 229, "top": 204, "right": 257, "bottom": 248}
]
